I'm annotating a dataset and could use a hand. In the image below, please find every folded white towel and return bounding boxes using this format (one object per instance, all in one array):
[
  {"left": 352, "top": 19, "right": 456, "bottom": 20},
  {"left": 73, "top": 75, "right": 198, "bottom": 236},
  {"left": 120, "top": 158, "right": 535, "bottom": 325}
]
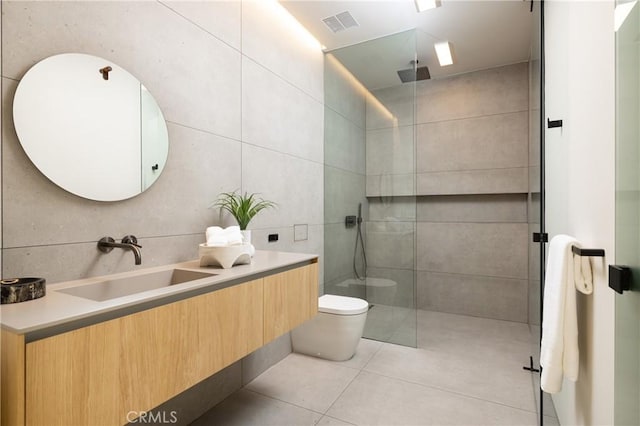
[
  {"left": 223, "top": 226, "right": 242, "bottom": 245},
  {"left": 206, "top": 226, "right": 223, "bottom": 243},
  {"left": 573, "top": 253, "right": 593, "bottom": 295},
  {"left": 540, "top": 234, "right": 580, "bottom": 394},
  {"left": 205, "top": 226, "right": 244, "bottom": 246},
  {"left": 221, "top": 225, "right": 240, "bottom": 234}
]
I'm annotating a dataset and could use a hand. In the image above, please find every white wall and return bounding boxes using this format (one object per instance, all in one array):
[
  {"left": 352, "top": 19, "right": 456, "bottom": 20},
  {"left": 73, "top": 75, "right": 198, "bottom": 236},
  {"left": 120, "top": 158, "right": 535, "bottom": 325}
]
[{"left": 544, "top": 1, "right": 616, "bottom": 425}]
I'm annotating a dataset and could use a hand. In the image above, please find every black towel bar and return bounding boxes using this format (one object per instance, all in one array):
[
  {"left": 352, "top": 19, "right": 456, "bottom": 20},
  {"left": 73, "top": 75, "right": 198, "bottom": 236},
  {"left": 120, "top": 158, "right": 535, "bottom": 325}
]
[{"left": 572, "top": 246, "right": 605, "bottom": 257}]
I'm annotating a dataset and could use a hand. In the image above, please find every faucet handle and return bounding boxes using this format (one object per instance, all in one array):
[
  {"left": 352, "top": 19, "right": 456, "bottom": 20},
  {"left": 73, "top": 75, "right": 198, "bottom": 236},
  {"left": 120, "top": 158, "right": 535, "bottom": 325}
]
[
  {"left": 97, "top": 236, "right": 116, "bottom": 253},
  {"left": 122, "top": 235, "right": 142, "bottom": 248}
]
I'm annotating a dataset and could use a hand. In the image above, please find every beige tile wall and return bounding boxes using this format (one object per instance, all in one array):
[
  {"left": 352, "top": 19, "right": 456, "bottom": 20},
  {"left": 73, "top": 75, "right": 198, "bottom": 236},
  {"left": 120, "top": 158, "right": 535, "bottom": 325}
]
[{"left": 1, "top": 1, "right": 323, "bottom": 423}]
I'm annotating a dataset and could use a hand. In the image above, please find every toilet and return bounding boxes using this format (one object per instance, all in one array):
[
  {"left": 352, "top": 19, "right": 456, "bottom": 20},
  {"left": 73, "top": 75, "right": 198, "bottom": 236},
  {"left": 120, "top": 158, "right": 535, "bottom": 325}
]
[{"left": 291, "top": 294, "right": 369, "bottom": 361}]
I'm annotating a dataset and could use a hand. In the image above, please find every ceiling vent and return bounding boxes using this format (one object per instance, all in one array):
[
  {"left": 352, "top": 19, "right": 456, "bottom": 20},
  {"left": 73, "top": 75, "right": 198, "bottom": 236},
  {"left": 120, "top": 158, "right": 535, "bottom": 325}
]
[{"left": 322, "top": 11, "right": 359, "bottom": 33}]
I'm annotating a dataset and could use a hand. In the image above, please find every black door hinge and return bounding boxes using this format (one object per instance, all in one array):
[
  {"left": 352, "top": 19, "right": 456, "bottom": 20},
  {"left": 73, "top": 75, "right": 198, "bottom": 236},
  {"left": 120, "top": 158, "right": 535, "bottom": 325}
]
[{"left": 533, "top": 232, "right": 548, "bottom": 243}]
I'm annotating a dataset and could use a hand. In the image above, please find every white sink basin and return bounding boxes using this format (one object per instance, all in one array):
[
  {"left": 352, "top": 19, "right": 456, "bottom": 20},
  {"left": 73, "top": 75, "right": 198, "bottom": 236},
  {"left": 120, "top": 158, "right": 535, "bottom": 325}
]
[{"left": 56, "top": 269, "right": 216, "bottom": 302}]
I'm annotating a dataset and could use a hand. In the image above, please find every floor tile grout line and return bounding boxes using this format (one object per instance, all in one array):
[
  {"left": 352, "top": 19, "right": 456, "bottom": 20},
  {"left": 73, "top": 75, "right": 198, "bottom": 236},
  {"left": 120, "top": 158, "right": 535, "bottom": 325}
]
[
  {"left": 321, "top": 369, "right": 366, "bottom": 419},
  {"left": 317, "top": 413, "right": 359, "bottom": 426},
  {"left": 359, "top": 367, "right": 539, "bottom": 415},
  {"left": 359, "top": 341, "right": 387, "bottom": 372},
  {"left": 243, "top": 387, "right": 328, "bottom": 417}
]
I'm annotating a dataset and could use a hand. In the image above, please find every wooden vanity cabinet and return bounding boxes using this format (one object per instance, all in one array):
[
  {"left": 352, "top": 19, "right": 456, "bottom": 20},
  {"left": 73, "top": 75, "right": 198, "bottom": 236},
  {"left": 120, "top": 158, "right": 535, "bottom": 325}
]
[
  {"left": 264, "top": 262, "right": 318, "bottom": 343},
  {"left": 1, "top": 261, "right": 318, "bottom": 426}
]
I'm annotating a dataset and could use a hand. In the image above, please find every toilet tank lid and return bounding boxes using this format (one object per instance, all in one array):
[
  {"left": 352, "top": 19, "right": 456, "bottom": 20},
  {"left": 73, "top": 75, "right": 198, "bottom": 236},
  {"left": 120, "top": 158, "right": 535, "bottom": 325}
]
[{"left": 319, "top": 294, "right": 369, "bottom": 315}]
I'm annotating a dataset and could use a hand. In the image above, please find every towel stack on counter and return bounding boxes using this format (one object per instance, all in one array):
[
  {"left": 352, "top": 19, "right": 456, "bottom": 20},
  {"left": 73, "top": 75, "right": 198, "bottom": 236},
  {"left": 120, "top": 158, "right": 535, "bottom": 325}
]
[
  {"left": 204, "top": 226, "right": 255, "bottom": 257},
  {"left": 206, "top": 226, "right": 243, "bottom": 246}
]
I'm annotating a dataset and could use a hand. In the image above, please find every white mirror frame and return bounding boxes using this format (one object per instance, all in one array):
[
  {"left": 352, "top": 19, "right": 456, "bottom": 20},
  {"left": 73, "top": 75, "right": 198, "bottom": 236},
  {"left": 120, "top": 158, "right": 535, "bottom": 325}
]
[{"left": 13, "top": 53, "right": 169, "bottom": 202}]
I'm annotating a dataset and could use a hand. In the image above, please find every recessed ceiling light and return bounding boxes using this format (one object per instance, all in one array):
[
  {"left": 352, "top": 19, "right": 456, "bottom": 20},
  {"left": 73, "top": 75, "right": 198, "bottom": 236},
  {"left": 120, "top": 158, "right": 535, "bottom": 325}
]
[
  {"left": 415, "top": 0, "right": 441, "bottom": 13},
  {"left": 434, "top": 41, "right": 453, "bottom": 66}
]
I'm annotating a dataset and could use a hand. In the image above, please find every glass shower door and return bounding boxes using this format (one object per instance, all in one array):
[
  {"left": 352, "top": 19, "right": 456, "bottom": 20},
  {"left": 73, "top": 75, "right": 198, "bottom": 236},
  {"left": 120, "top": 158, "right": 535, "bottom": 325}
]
[
  {"left": 614, "top": 1, "right": 640, "bottom": 423},
  {"left": 323, "top": 30, "right": 418, "bottom": 348}
]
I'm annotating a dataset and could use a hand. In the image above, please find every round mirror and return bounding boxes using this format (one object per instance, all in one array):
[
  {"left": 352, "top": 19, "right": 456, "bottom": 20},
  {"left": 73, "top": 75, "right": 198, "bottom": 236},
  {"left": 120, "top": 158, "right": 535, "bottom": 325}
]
[{"left": 12, "top": 53, "right": 169, "bottom": 202}]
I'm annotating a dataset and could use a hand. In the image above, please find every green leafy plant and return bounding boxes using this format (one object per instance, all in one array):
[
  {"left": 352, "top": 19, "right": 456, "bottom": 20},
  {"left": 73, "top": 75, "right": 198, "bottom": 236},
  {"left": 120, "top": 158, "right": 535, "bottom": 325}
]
[{"left": 211, "top": 191, "right": 276, "bottom": 230}]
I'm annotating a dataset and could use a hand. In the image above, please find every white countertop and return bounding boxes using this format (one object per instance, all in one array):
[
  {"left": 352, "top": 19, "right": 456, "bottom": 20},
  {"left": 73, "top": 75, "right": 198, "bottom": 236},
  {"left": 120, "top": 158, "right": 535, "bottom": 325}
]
[{"left": 0, "top": 250, "right": 318, "bottom": 335}]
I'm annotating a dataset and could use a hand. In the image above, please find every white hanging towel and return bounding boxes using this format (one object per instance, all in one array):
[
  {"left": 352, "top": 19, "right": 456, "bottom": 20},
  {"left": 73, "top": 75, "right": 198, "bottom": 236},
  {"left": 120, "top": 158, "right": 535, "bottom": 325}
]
[
  {"left": 540, "top": 234, "right": 581, "bottom": 393},
  {"left": 573, "top": 254, "right": 594, "bottom": 295}
]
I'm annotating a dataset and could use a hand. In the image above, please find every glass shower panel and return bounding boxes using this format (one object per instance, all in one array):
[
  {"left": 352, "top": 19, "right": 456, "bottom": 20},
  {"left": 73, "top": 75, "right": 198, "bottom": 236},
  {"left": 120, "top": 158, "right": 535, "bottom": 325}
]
[
  {"left": 614, "top": 1, "right": 640, "bottom": 423},
  {"left": 324, "top": 30, "right": 418, "bottom": 348}
]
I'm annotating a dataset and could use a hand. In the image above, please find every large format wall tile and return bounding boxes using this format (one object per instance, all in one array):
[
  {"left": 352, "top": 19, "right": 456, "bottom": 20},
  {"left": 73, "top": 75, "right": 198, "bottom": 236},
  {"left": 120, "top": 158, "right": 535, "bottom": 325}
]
[
  {"left": 415, "top": 62, "right": 528, "bottom": 124},
  {"left": 417, "top": 194, "right": 528, "bottom": 223},
  {"left": 367, "top": 267, "right": 416, "bottom": 308},
  {"left": 368, "top": 197, "right": 417, "bottom": 222},
  {"left": 324, "top": 54, "right": 366, "bottom": 128},
  {"left": 366, "top": 173, "right": 415, "bottom": 197},
  {"left": 241, "top": 0, "right": 323, "bottom": 102},
  {"left": 366, "top": 221, "right": 415, "bottom": 270},
  {"left": 251, "top": 224, "right": 324, "bottom": 293},
  {"left": 325, "top": 166, "right": 366, "bottom": 225},
  {"left": 366, "top": 126, "right": 415, "bottom": 176},
  {"left": 417, "top": 167, "right": 528, "bottom": 195},
  {"left": 417, "top": 222, "right": 528, "bottom": 279},
  {"left": 367, "top": 84, "right": 415, "bottom": 130},
  {"left": 417, "top": 271, "right": 528, "bottom": 322},
  {"left": 416, "top": 111, "right": 528, "bottom": 172},
  {"left": 324, "top": 223, "right": 357, "bottom": 286},
  {"left": 324, "top": 107, "right": 366, "bottom": 174},
  {"left": 159, "top": 1, "right": 241, "bottom": 50},
  {"left": 2, "top": 234, "right": 204, "bottom": 284},
  {"left": 242, "top": 57, "right": 323, "bottom": 163},
  {"left": 241, "top": 144, "right": 323, "bottom": 230},
  {"left": 3, "top": 1, "right": 242, "bottom": 140}
]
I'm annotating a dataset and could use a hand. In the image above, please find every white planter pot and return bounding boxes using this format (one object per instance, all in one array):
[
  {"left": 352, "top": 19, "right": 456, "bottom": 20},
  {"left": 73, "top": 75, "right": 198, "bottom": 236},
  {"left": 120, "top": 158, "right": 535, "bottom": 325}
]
[{"left": 241, "top": 230, "right": 255, "bottom": 257}]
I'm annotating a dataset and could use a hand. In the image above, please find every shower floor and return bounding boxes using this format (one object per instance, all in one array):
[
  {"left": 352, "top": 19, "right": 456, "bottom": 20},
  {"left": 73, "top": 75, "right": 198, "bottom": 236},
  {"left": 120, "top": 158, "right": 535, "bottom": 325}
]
[{"left": 192, "top": 310, "right": 559, "bottom": 425}]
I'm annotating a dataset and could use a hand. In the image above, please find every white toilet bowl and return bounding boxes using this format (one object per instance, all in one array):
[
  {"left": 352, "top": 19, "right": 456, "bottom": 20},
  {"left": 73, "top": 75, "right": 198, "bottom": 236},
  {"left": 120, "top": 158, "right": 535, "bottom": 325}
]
[{"left": 291, "top": 294, "right": 368, "bottom": 361}]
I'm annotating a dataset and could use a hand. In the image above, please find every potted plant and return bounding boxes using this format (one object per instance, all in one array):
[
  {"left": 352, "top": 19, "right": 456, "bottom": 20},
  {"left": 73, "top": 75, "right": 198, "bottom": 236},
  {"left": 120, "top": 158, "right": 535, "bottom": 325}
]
[{"left": 211, "top": 191, "right": 276, "bottom": 244}]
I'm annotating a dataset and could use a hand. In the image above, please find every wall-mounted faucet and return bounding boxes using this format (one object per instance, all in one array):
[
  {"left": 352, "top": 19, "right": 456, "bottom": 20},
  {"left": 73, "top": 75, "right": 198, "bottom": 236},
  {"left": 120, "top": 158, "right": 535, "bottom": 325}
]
[{"left": 98, "top": 235, "right": 142, "bottom": 265}]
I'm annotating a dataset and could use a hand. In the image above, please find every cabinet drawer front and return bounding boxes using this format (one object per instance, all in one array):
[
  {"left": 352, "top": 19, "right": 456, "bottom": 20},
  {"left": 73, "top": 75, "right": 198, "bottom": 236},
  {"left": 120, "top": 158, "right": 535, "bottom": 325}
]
[
  {"left": 264, "top": 263, "right": 318, "bottom": 343},
  {"left": 25, "top": 279, "right": 263, "bottom": 426},
  {"left": 26, "top": 320, "right": 121, "bottom": 426},
  {"left": 119, "top": 278, "right": 263, "bottom": 417}
]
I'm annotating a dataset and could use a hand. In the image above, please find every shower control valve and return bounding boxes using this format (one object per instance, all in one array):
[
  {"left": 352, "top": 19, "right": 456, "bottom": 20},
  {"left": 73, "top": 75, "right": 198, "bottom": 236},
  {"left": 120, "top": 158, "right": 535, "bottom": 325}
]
[{"left": 345, "top": 215, "right": 356, "bottom": 228}]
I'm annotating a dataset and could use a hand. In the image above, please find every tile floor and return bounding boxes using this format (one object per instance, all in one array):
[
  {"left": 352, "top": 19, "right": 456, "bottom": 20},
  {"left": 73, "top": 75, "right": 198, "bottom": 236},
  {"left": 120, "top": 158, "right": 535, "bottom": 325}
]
[{"left": 192, "top": 310, "right": 560, "bottom": 426}]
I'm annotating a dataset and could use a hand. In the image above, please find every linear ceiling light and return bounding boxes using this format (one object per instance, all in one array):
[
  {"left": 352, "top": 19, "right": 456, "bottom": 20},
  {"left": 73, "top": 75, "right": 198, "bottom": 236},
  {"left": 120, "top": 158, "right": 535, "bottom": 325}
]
[
  {"left": 415, "top": 0, "right": 441, "bottom": 13},
  {"left": 434, "top": 41, "right": 453, "bottom": 66},
  {"left": 615, "top": 1, "right": 637, "bottom": 32}
]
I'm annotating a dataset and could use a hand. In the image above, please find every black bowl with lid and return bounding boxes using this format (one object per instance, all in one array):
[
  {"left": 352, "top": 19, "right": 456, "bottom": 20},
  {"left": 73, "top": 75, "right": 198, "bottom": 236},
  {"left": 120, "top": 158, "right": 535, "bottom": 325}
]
[{"left": 1, "top": 277, "right": 46, "bottom": 304}]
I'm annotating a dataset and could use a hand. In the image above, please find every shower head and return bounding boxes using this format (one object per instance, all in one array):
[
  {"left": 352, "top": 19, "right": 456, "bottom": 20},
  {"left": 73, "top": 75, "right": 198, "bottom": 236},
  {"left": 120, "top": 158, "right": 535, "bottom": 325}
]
[{"left": 397, "top": 65, "right": 431, "bottom": 83}]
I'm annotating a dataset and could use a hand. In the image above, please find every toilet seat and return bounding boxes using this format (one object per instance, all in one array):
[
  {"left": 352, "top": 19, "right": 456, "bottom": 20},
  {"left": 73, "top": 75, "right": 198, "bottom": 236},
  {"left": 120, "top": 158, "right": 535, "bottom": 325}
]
[{"left": 319, "top": 294, "right": 369, "bottom": 315}]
